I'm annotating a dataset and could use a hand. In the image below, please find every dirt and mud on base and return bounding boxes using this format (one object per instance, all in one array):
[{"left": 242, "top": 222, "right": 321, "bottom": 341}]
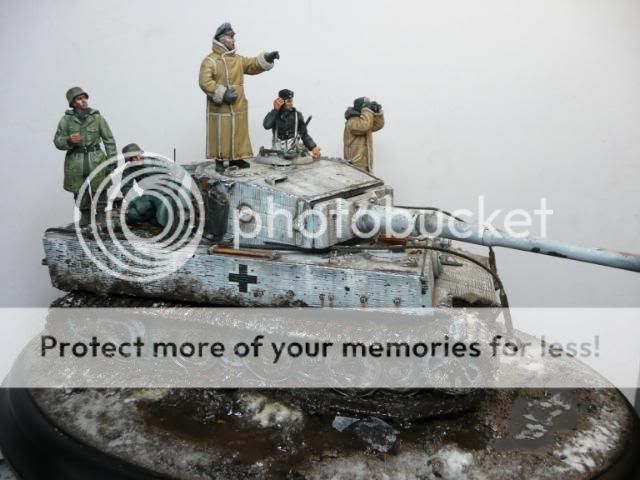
[{"left": 31, "top": 386, "right": 636, "bottom": 480}]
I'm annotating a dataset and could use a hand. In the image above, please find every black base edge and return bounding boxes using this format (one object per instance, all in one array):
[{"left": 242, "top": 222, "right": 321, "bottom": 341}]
[{"left": 0, "top": 389, "right": 169, "bottom": 480}]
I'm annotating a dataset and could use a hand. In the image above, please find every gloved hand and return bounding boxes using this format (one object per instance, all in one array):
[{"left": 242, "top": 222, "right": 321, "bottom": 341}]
[
  {"left": 311, "top": 146, "right": 321, "bottom": 160},
  {"left": 264, "top": 51, "right": 280, "bottom": 63},
  {"left": 361, "top": 101, "right": 374, "bottom": 112},
  {"left": 223, "top": 87, "right": 238, "bottom": 104},
  {"left": 370, "top": 101, "right": 382, "bottom": 113},
  {"left": 273, "top": 97, "right": 285, "bottom": 111}
]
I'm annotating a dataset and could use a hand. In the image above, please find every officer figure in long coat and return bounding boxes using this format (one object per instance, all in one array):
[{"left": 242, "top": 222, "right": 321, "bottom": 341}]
[
  {"left": 343, "top": 97, "right": 385, "bottom": 173},
  {"left": 199, "top": 23, "right": 279, "bottom": 163},
  {"left": 263, "top": 89, "right": 321, "bottom": 159},
  {"left": 53, "top": 87, "right": 117, "bottom": 225}
]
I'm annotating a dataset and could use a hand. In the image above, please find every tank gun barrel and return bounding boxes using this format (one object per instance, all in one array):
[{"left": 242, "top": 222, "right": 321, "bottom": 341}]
[{"left": 355, "top": 207, "right": 640, "bottom": 273}]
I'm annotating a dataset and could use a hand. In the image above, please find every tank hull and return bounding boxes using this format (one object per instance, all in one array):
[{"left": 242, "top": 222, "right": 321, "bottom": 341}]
[{"left": 43, "top": 228, "right": 500, "bottom": 308}]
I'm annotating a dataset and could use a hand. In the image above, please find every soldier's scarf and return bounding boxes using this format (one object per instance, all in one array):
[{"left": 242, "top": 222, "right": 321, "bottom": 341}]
[{"left": 74, "top": 110, "right": 89, "bottom": 123}]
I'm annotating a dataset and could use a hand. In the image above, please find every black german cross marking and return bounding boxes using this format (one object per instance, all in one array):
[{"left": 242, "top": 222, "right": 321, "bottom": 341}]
[{"left": 228, "top": 264, "right": 258, "bottom": 293}]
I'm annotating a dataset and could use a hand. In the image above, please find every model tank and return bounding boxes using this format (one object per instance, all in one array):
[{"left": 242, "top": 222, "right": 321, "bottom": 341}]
[
  {"left": 42, "top": 152, "right": 640, "bottom": 308},
  {"left": 0, "top": 154, "right": 632, "bottom": 480}
]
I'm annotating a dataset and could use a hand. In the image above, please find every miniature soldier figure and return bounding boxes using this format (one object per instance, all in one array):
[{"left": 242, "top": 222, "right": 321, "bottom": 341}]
[
  {"left": 343, "top": 97, "right": 385, "bottom": 172},
  {"left": 263, "top": 89, "right": 321, "bottom": 159},
  {"left": 53, "top": 87, "right": 117, "bottom": 226},
  {"left": 199, "top": 22, "right": 279, "bottom": 166},
  {"left": 119, "top": 144, "right": 191, "bottom": 239},
  {"left": 120, "top": 143, "right": 169, "bottom": 227}
]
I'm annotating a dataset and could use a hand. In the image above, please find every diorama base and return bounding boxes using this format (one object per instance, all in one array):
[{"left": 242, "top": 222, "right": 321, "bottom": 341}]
[
  {"left": 0, "top": 293, "right": 638, "bottom": 479},
  {"left": 0, "top": 386, "right": 638, "bottom": 479}
]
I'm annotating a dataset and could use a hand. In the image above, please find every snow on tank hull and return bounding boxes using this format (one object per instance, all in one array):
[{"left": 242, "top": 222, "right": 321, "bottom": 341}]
[
  {"left": 42, "top": 157, "right": 501, "bottom": 308},
  {"left": 42, "top": 227, "right": 499, "bottom": 308}
]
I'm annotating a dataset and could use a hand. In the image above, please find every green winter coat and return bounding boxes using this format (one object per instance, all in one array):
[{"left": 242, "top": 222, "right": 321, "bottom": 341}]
[{"left": 53, "top": 109, "right": 117, "bottom": 194}]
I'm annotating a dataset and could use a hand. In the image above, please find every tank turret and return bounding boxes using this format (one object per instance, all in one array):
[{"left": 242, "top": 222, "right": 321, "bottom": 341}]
[
  {"left": 189, "top": 157, "right": 640, "bottom": 272},
  {"left": 189, "top": 157, "right": 392, "bottom": 249}
]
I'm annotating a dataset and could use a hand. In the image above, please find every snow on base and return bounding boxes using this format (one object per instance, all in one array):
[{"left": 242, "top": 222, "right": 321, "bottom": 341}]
[
  {"left": 0, "top": 461, "right": 16, "bottom": 480},
  {"left": 515, "top": 393, "right": 571, "bottom": 440},
  {"left": 432, "top": 447, "right": 474, "bottom": 477},
  {"left": 125, "top": 389, "right": 170, "bottom": 403},
  {"left": 238, "top": 392, "right": 303, "bottom": 428},
  {"left": 308, "top": 446, "right": 476, "bottom": 480},
  {"left": 514, "top": 423, "right": 547, "bottom": 440},
  {"left": 553, "top": 407, "right": 620, "bottom": 474}
]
